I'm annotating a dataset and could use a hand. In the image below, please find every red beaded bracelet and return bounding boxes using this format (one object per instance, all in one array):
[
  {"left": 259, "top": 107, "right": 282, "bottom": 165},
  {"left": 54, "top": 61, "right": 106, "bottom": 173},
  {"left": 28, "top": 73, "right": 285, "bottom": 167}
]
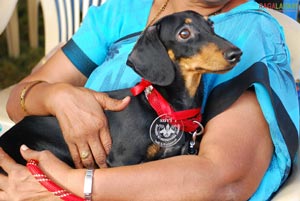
[{"left": 26, "top": 159, "right": 84, "bottom": 201}]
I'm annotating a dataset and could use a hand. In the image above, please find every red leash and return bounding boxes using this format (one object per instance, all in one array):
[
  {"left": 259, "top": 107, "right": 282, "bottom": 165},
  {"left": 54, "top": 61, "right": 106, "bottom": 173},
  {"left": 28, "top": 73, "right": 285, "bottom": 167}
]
[
  {"left": 131, "top": 79, "right": 202, "bottom": 132},
  {"left": 27, "top": 159, "right": 84, "bottom": 201}
]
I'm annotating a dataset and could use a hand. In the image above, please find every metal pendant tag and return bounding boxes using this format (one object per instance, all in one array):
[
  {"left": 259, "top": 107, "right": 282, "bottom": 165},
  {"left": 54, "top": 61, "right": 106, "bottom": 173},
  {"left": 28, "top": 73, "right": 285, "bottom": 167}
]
[
  {"left": 188, "top": 121, "right": 204, "bottom": 155},
  {"left": 149, "top": 114, "right": 184, "bottom": 148}
]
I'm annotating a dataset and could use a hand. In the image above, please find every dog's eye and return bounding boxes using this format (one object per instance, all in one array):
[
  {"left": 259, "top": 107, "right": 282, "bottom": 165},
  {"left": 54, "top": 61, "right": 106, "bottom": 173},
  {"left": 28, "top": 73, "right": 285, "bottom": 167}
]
[{"left": 179, "top": 28, "right": 191, "bottom": 39}]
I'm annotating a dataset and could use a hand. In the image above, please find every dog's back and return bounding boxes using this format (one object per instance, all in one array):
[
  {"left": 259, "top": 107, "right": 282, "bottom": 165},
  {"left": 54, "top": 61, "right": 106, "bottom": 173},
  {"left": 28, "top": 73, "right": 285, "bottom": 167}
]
[{"left": 0, "top": 116, "right": 73, "bottom": 167}]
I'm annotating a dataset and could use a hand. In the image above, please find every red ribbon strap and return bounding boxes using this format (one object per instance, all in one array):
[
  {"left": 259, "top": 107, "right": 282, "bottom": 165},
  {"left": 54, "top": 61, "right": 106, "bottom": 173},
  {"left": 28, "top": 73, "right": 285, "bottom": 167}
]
[{"left": 27, "top": 159, "right": 84, "bottom": 201}]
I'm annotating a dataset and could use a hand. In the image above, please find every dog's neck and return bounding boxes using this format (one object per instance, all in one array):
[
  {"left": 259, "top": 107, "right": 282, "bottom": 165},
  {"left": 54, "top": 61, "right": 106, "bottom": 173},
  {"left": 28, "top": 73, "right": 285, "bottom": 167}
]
[
  {"left": 154, "top": 70, "right": 203, "bottom": 111},
  {"left": 181, "top": 71, "right": 202, "bottom": 98}
]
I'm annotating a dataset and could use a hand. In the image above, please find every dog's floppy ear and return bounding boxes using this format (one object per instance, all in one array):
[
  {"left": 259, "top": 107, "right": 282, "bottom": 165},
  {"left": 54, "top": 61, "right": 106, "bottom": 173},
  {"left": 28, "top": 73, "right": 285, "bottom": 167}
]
[{"left": 126, "top": 25, "right": 175, "bottom": 86}]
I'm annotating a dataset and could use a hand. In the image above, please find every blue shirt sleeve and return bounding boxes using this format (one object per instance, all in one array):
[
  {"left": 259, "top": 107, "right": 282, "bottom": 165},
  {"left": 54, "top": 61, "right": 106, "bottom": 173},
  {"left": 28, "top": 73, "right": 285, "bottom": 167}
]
[{"left": 62, "top": 0, "right": 153, "bottom": 77}]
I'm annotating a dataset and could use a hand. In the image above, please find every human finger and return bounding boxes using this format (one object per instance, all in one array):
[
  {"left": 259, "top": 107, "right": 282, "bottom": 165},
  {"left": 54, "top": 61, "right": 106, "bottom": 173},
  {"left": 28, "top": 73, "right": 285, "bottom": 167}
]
[
  {"left": 20, "top": 144, "right": 43, "bottom": 162},
  {"left": 0, "top": 148, "right": 17, "bottom": 174},
  {"left": 94, "top": 93, "right": 131, "bottom": 111},
  {"left": 20, "top": 145, "right": 73, "bottom": 188},
  {"left": 77, "top": 144, "right": 95, "bottom": 169},
  {"left": 20, "top": 144, "right": 64, "bottom": 166},
  {"left": 66, "top": 143, "right": 83, "bottom": 168},
  {"left": 0, "top": 174, "right": 8, "bottom": 191},
  {"left": 89, "top": 133, "right": 108, "bottom": 168},
  {"left": 87, "top": 106, "right": 111, "bottom": 168},
  {"left": 94, "top": 107, "right": 112, "bottom": 155},
  {"left": 97, "top": 117, "right": 112, "bottom": 155}
]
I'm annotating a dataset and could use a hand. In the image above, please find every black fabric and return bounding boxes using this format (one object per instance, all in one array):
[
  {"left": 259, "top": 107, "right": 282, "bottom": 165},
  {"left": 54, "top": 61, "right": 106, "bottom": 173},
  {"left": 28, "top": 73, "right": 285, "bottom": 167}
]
[
  {"left": 114, "top": 31, "right": 142, "bottom": 44},
  {"left": 62, "top": 39, "right": 98, "bottom": 77},
  {"left": 203, "top": 62, "right": 298, "bottom": 160}
]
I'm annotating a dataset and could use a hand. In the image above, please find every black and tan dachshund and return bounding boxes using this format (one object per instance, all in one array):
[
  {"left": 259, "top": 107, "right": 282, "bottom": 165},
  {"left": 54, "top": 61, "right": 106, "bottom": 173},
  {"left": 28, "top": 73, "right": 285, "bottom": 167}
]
[{"left": 0, "top": 11, "right": 242, "bottom": 169}]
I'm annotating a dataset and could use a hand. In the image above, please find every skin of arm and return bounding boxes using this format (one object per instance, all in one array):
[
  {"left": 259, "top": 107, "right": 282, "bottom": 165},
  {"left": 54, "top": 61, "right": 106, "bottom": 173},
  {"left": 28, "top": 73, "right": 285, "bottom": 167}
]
[
  {"left": 6, "top": 49, "right": 87, "bottom": 122},
  {"left": 5, "top": 90, "right": 272, "bottom": 201},
  {"left": 6, "top": 49, "right": 131, "bottom": 169}
]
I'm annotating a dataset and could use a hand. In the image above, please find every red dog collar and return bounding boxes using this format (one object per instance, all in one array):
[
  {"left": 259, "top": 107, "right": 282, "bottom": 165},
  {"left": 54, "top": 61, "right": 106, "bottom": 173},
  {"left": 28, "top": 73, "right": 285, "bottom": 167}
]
[{"left": 131, "top": 79, "right": 202, "bottom": 133}]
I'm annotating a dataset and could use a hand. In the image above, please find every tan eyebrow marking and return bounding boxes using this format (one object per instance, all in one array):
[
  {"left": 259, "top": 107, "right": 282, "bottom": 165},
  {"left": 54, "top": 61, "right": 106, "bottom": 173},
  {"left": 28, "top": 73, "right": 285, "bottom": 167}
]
[{"left": 185, "top": 18, "right": 192, "bottom": 24}]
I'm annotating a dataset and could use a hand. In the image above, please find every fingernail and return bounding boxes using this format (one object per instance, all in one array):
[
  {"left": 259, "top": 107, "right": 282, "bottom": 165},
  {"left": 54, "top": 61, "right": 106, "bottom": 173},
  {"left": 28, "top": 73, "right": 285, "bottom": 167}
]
[
  {"left": 123, "top": 96, "right": 130, "bottom": 102},
  {"left": 21, "top": 144, "right": 29, "bottom": 151}
]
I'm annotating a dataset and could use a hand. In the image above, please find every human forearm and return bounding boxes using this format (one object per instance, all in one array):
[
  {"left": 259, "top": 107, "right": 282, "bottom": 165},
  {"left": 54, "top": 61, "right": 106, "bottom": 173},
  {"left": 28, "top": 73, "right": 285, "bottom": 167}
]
[
  {"left": 6, "top": 80, "right": 81, "bottom": 122},
  {"left": 96, "top": 156, "right": 222, "bottom": 201},
  {"left": 6, "top": 81, "right": 56, "bottom": 122},
  {"left": 6, "top": 49, "right": 87, "bottom": 122},
  {"left": 66, "top": 156, "right": 231, "bottom": 201}
]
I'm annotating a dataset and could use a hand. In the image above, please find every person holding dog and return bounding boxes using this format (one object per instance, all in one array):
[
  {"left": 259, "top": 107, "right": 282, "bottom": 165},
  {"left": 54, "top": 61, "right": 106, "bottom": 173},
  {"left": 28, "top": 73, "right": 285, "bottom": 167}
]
[{"left": 0, "top": 0, "right": 298, "bottom": 200}]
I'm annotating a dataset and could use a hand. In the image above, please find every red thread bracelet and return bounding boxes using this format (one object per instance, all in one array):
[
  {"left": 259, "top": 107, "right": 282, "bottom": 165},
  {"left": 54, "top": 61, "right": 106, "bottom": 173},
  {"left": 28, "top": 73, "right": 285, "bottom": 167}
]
[{"left": 26, "top": 159, "right": 84, "bottom": 201}]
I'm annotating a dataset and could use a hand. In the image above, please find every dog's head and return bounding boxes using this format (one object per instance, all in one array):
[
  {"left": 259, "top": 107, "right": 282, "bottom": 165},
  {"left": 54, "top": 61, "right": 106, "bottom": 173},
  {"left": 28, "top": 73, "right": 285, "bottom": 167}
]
[
  {"left": 127, "top": 10, "right": 242, "bottom": 89},
  {"left": 109, "top": 11, "right": 243, "bottom": 166}
]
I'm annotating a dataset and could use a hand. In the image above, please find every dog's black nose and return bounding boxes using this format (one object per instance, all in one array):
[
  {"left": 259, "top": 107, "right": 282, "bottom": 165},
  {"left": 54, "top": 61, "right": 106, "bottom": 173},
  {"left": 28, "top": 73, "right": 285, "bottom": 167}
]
[{"left": 224, "top": 48, "right": 242, "bottom": 64}]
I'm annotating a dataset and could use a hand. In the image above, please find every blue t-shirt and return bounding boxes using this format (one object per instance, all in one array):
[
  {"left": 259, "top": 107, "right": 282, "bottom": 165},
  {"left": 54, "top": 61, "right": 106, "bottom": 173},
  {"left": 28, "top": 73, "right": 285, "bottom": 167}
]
[{"left": 62, "top": 0, "right": 299, "bottom": 200}]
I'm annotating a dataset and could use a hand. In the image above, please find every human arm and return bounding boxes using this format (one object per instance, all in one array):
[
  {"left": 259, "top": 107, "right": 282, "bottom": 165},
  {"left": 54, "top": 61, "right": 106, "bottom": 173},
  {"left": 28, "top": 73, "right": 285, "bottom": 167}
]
[
  {"left": 1, "top": 90, "right": 273, "bottom": 201},
  {"left": 6, "top": 49, "right": 87, "bottom": 121},
  {"left": 6, "top": 49, "right": 130, "bottom": 168}
]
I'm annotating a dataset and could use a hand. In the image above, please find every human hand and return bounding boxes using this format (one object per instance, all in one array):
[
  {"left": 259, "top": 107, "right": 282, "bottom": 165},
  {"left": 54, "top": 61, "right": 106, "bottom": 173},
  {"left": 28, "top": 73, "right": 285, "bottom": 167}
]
[
  {"left": 47, "top": 83, "right": 131, "bottom": 168},
  {"left": 0, "top": 147, "right": 62, "bottom": 201}
]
